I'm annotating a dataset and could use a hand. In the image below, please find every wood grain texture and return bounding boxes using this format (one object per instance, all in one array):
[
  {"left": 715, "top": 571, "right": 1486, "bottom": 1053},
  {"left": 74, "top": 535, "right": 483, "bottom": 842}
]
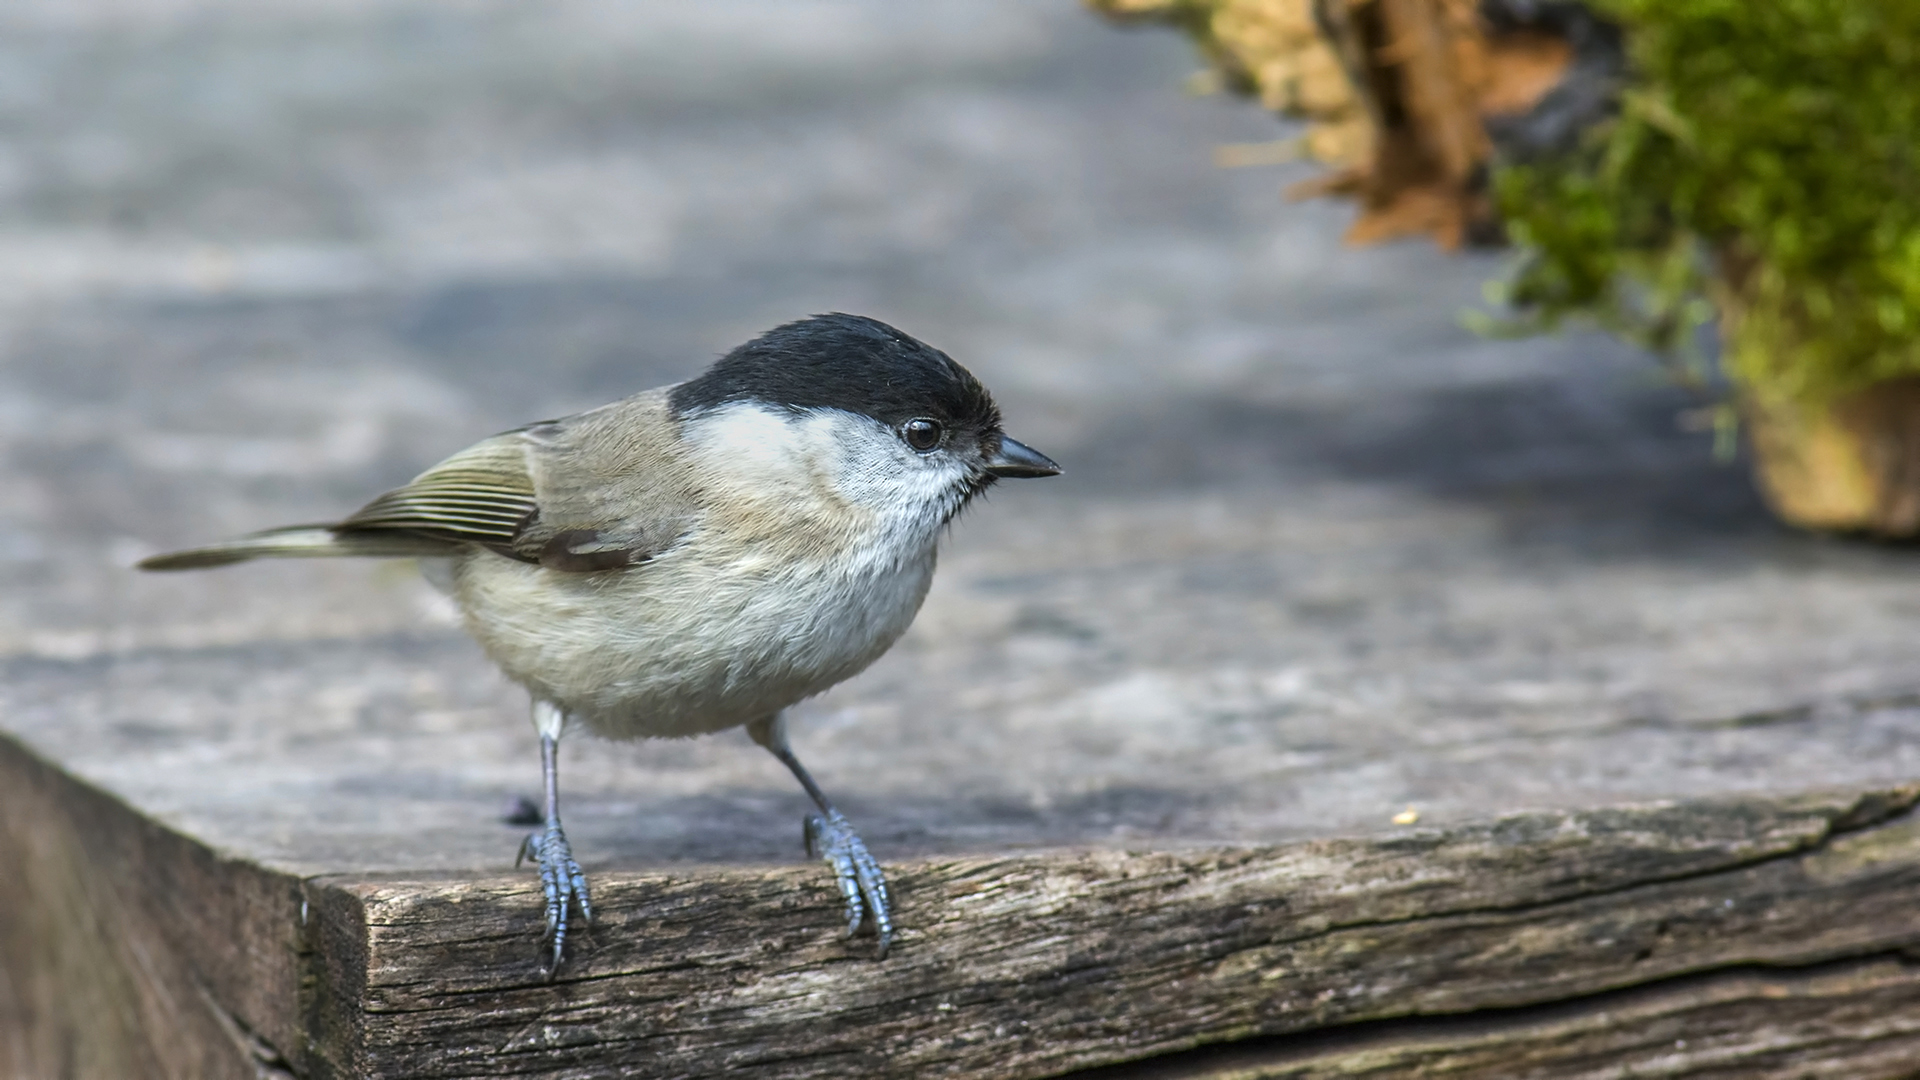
[
  {"left": 17, "top": 724, "right": 1920, "bottom": 1080},
  {"left": 1077, "top": 956, "right": 1920, "bottom": 1078},
  {"left": 308, "top": 785, "right": 1920, "bottom": 1079}
]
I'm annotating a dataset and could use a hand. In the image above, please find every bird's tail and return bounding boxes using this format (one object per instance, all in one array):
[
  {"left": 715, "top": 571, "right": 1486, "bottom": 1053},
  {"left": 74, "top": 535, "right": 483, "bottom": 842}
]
[{"left": 137, "top": 525, "right": 460, "bottom": 571}]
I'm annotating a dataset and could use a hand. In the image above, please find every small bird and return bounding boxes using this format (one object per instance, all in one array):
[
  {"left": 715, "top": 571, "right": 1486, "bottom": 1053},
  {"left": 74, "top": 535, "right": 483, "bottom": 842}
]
[{"left": 140, "top": 313, "right": 1060, "bottom": 972}]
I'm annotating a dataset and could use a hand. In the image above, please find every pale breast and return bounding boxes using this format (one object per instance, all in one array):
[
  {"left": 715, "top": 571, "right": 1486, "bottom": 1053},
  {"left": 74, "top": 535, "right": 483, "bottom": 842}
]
[{"left": 451, "top": 523, "right": 938, "bottom": 739}]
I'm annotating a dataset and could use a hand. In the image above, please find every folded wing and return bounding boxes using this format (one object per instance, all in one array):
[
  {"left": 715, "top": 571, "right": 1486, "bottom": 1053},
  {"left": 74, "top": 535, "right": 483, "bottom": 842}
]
[
  {"left": 142, "top": 405, "right": 693, "bottom": 575},
  {"left": 338, "top": 435, "right": 538, "bottom": 550}
]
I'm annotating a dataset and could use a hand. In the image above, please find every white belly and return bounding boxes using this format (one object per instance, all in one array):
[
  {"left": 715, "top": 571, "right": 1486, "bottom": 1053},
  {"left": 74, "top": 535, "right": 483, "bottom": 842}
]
[{"left": 450, "top": 537, "right": 936, "bottom": 739}]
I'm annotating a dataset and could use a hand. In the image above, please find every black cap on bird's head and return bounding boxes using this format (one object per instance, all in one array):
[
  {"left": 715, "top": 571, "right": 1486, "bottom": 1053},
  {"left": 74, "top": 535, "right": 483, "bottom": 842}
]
[
  {"left": 672, "top": 313, "right": 995, "bottom": 430},
  {"left": 671, "top": 313, "right": 1059, "bottom": 480}
]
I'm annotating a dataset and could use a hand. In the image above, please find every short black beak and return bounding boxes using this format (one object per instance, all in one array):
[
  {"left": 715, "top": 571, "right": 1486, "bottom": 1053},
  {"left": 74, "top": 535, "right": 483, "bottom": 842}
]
[{"left": 985, "top": 435, "right": 1061, "bottom": 479}]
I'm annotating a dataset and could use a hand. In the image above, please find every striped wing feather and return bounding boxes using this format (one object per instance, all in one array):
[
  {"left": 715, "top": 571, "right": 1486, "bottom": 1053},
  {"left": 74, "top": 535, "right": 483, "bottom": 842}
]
[{"left": 338, "top": 437, "right": 537, "bottom": 549}]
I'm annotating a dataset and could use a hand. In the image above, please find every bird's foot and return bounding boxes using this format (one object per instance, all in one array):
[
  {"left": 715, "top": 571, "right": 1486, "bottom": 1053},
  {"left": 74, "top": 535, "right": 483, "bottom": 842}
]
[
  {"left": 516, "top": 823, "right": 592, "bottom": 976},
  {"left": 804, "top": 809, "right": 892, "bottom": 958}
]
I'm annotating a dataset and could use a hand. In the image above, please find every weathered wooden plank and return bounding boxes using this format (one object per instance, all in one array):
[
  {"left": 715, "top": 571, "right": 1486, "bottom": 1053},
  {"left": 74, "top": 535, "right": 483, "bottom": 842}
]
[
  {"left": 0, "top": 732, "right": 305, "bottom": 1080},
  {"left": 1077, "top": 956, "right": 1920, "bottom": 1079},
  {"left": 305, "top": 786, "right": 1920, "bottom": 1078},
  {"left": 11, "top": 714, "right": 1920, "bottom": 1079}
]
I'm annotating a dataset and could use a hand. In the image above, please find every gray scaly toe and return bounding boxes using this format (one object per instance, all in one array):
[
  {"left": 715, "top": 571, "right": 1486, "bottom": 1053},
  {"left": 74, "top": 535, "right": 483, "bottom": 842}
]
[
  {"left": 805, "top": 809, "right": 892, "bottom": 958},
  {"left": 518, "top": 823, "right": 592, "bottom": 975}
]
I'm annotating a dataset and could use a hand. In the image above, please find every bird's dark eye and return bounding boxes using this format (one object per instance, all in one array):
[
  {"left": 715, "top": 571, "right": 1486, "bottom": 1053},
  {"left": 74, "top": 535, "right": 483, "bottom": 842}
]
[{"left": 901, "top": 418, "right": 943, "bottom": 452}]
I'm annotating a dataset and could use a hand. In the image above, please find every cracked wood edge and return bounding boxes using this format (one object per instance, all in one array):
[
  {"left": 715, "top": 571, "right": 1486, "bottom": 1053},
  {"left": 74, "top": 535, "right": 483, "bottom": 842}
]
[
  {"left": 8, "top": 723, "right": 1920, "bottom": 1080},
  {"left": 319, "top": 785, "right": 1920, "bottom": 1079},
  {"left": 1070, "top": 953, "right": 1920, "bottom": 1079}
]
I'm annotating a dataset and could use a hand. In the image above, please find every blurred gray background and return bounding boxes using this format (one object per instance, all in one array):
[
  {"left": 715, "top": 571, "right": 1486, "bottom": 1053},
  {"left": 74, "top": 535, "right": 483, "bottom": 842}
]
[{"left": 4, "top": 0, "right": 1915, "bottom": 873}]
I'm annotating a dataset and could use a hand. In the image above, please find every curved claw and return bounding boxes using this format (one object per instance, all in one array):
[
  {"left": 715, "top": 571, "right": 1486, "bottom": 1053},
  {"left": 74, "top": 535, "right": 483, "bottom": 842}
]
[
  {"left": 518, "top": 824, "right": 592, "bottom": 976},
  {"left": 805, "top": 810, "right": 893, "bottom": 959}
]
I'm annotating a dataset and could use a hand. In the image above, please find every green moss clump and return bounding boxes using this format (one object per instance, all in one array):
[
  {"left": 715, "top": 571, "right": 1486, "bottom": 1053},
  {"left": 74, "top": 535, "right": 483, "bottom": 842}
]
[{"left": 1490, "top": 0, "right": 1920, "bottom": 408}]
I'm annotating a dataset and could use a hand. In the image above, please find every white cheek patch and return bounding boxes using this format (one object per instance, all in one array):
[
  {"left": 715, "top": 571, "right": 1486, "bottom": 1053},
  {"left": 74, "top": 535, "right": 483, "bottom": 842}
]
[{"left": 820, "top": 415, "right": 957, "bottom": 503}]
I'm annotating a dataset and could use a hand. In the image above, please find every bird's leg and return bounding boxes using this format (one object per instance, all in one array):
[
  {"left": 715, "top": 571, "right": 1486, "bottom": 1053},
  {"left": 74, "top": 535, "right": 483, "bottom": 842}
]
[
  {"left": 515, "top": 701, "right": 591, "bottom": 976},
  {"left": 748, "top": 713, "right": 893, "bottom": 958}
]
